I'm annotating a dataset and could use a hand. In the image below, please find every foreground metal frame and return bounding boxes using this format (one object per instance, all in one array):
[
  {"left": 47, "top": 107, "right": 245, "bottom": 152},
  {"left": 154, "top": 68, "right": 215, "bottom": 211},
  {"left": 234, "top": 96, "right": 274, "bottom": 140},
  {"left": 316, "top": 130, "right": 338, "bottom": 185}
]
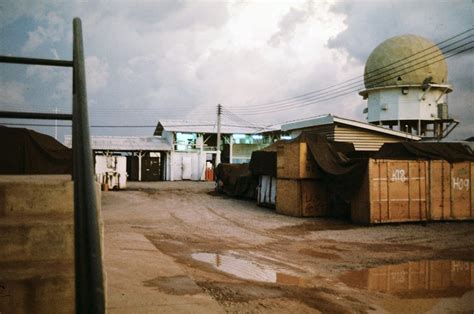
[{"left": 0, "top": 18, "right": 105, "bottom": 313}]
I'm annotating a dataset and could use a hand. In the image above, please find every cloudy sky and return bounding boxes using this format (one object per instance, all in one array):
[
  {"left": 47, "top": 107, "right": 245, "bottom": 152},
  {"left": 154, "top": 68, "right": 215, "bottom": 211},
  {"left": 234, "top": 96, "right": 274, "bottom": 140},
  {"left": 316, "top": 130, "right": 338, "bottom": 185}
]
[{"left": 0, "top": 0, "right": 472, "bottom": 142}]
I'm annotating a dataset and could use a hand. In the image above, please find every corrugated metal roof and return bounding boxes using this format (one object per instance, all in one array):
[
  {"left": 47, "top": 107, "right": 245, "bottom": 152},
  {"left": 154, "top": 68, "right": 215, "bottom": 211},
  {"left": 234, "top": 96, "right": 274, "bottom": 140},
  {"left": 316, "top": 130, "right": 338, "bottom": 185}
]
[
  {"left": 155, "top": 119, "right": 278, "bottom": 135},
  {"left": 63, "top": 135, "right": 171, "bottom": 151},
  {"left": 282, "top": 114, "right": 421, "bottom": 140}
]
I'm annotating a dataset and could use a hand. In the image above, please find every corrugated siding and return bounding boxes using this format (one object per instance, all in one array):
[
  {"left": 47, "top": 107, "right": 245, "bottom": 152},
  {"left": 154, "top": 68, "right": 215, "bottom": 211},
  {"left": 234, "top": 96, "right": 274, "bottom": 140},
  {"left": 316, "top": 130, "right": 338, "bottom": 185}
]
[{"left": 334, "top": 124, "right": 410, "bottom": 151}]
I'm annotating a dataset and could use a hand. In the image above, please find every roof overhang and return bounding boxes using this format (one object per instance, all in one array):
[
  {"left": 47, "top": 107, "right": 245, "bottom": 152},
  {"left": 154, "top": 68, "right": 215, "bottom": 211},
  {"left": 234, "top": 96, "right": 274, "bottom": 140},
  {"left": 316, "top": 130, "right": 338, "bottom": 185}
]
[{"left": 282, "top": 114, "right": 422, "bottom": 141}]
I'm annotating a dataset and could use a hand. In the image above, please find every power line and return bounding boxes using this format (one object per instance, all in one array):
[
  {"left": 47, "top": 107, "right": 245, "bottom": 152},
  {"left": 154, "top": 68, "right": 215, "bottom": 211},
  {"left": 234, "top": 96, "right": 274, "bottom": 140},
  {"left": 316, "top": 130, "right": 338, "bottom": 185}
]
[
  {"left": 227, "top": 28, "right": 472, "bottom": 112},
  {"left": 228, "top": 43, "right": 473, "bottom": 116},
  {"left": 229, "top": 39, "right": 472, "bottom": 114}
]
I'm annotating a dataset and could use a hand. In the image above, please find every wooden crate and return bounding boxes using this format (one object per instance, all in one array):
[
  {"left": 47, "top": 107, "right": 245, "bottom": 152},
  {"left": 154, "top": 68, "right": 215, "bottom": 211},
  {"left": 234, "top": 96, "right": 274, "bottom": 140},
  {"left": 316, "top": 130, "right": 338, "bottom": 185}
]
[
  {"left": 351, "top": 159, "right": 429, "bottom": 224},
  {"left": 276, "top": 141, "right": 321, "bottom": 179},
  {"left": 351, "top": 159, "right": 474, "bottom": 224},
  {"left": 276, "top": 179, "right": 327, "bottom": 217},
  {"left": 429, "top": 160, "right": 474, "bottom": 220}
]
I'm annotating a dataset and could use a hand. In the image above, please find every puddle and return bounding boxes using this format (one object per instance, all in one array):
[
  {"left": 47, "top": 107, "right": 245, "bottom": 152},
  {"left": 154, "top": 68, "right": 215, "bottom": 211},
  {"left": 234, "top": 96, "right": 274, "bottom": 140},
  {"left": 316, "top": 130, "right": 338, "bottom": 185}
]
[
  {"left": 192, "top": 252, "right": 303, "bottom": 285},
  {"left": 339, "top": 260, "right": 474, "bottom": 299}
]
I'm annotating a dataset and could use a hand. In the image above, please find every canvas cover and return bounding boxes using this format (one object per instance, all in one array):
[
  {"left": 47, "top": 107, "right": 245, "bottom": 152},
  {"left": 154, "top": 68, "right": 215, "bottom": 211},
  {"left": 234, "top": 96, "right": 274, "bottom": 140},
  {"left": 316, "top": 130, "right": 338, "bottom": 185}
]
[
  {"left": 374, "top": 142, "right": 474, "bottom": 162},
  {"left": 248, "top": 141, "right": 279, "bottom": 177},
  {"left": 0, "top": 126, "right": 72, "bottom": 174},
  {"left": 215, "top": 163, "right": 257, "bottom": 199}
]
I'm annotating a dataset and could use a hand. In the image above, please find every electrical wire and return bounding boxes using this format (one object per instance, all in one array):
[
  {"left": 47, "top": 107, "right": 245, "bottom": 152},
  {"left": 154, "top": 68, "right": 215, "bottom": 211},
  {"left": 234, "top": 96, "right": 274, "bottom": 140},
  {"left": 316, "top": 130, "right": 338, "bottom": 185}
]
[
  {"left": 227, "top": 43, "right": 473, "bottom": 116},
  {"left": 227, "top": 28, "right": 473, "bottom": 112}
]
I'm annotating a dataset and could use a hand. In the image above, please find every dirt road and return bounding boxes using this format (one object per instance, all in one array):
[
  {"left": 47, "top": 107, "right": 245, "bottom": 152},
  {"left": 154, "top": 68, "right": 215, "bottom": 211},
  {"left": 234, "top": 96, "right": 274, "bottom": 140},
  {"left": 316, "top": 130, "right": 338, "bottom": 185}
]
[{"left": 102, "top": 182, "right": 474, "bottom": 313}]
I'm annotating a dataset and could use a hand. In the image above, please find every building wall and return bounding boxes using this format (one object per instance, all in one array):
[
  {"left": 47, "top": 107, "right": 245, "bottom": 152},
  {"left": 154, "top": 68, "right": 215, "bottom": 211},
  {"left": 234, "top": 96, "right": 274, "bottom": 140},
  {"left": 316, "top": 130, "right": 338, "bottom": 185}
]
[
  {"left": 334, "top": 124, "right": 407, "bottom": 151},
  {"left": 167, "top": 151, "right": 207, "bottom": 181},
  {"left": 367, "top": 87, "right": 447, "bottom": 122},
  {"left": 288, "top": 123, "right": 413, "bottom": 151}
]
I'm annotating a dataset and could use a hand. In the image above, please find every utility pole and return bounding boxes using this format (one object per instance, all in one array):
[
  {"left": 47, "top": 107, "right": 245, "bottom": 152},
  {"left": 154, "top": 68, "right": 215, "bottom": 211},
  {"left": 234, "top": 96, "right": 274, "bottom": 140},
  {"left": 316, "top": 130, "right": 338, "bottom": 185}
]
[
  {"left": 54, "top": 107, "right": 58, "bottom": 140},
  {"left": 216, "top": 104, "right": 222, "bottom": 166}
]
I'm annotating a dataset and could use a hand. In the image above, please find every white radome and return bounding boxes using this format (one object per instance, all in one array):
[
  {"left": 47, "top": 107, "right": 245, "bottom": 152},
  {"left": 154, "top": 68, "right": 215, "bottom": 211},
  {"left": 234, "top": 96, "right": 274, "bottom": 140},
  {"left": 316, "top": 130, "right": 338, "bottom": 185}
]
[{"left": 364, "top": 34, "right": 448, "bottom": 89}]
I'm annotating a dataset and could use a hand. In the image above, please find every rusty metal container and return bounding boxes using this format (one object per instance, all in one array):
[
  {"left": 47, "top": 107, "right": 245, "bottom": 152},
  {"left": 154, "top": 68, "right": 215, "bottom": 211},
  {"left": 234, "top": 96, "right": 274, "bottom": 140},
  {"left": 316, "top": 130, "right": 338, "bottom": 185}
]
[
  {"left": 351, "top": 159, "right": 474, "bottom": 224},
  {"left": 276, "top": 142, "right": 321, "bottom": 179},
  {"left": 276, "top": 179, "right": 327, "bottom": 217}
]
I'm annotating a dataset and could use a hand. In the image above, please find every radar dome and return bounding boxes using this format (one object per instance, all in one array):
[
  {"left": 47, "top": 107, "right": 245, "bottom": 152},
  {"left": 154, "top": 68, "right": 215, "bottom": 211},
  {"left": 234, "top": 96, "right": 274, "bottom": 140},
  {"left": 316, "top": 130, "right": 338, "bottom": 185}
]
[{"left": 364, "top": 35, "right": 447, "bottom": 89}]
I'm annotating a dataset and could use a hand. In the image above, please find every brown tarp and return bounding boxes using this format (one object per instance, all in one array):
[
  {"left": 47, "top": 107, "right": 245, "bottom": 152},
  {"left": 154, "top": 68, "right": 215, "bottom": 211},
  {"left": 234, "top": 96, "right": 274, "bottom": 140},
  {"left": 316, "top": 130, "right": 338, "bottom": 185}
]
[
  {"left": 374, "top": 142, "right": 474, "bottom": 162},
  {"left": 248, "top": 141, "right": 279, "bottom": 177},
  {"left": 215, "top": 163, "right": 257, "bottom": 199},
  {"left": 0, "top": 126, "right": 72, "bottom": 174}
]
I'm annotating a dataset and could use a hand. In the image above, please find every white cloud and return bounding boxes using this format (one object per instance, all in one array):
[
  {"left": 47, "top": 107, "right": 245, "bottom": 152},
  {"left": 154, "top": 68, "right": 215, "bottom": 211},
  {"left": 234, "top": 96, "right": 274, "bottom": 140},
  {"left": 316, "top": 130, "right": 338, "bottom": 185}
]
[
  {"left": 85, "top": 56, "right": 109, "bottom": 94},
  {"left": 3, "top": 0, "right": 469, "bottom": 139},
  {"left": 22, "top": 12, "right": 66, "bottom": 53},
  {"left": 0, "top": 81, "right": 26, "bottom": 108}
]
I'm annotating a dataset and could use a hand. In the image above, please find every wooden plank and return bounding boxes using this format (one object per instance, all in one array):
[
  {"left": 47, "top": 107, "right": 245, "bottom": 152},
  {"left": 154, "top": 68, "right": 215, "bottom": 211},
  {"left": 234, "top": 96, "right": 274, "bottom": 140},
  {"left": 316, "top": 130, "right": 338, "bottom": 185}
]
[
  {"left": 276, "top": 179, "right": 327, "bottom": 217},
  {"left": 451, "top": 162, "right": 471, "bottom": 219},
  {"left": 276, "top": 142, "right": 321, "bottom": 179}
]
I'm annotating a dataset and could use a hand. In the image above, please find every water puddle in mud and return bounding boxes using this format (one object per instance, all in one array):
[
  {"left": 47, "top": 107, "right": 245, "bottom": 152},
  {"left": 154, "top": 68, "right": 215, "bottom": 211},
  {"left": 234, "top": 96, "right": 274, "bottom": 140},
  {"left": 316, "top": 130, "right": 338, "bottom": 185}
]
[
  {"left": 192, "top": 252, "right": 304, "bottom": 285},
  {"left": 339, "top": 259, "right": 474, "bottom": 298}
]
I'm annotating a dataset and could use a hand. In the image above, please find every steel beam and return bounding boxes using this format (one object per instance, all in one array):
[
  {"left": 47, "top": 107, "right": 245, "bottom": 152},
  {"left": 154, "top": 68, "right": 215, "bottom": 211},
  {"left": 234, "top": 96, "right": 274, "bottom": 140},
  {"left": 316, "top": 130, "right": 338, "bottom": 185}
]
[
  {"left": 0, "top": 55, "right": 73, "bottom": 67},
  {"left": 0, "top": 111, "right": 72, "bottom": 120},
  {"left": 72, "top": 17, "right": 105, "bottom": 314}
]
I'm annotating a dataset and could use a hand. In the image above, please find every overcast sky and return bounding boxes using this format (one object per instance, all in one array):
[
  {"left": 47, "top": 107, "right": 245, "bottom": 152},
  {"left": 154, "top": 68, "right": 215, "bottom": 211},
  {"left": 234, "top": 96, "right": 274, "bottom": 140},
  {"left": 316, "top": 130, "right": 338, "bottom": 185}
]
[{"left": 0, "top": 0, "right": 472, "bottom": 142}]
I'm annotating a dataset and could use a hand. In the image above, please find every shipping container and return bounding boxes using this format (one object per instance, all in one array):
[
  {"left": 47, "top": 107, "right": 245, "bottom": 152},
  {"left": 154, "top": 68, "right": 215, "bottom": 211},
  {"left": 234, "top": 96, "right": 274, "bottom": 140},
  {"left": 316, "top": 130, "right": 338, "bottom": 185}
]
[
  {"left": 276, "top": 179, "right": 327, "bottom": 217},
  {"left": 351, "top": 159, "right": 474, "bottom": 224},
  {"left": 276, "top": 142, "right": 321, "bottom": 179}
]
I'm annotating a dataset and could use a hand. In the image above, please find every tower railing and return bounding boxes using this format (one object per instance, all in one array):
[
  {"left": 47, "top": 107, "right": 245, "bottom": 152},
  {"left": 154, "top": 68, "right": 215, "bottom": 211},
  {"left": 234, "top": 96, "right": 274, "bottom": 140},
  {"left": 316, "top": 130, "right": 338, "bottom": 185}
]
[{"left": 0, "top": 18, "right": 105, "bottom": 313}]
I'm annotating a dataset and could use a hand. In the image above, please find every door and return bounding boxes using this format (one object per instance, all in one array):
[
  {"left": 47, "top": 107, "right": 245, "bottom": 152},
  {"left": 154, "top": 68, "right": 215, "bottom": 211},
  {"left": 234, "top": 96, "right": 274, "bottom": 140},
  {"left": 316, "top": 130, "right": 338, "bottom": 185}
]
[{"left": 142, "top": 153, "right": 161, "bottom": 181}]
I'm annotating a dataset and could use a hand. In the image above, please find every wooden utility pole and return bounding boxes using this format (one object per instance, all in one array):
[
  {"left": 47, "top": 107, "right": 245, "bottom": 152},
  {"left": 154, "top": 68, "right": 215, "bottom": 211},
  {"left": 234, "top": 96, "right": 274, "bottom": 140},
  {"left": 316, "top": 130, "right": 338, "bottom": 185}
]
[{"left": 216, "top": 104, "right": 222, "bottom": 166}]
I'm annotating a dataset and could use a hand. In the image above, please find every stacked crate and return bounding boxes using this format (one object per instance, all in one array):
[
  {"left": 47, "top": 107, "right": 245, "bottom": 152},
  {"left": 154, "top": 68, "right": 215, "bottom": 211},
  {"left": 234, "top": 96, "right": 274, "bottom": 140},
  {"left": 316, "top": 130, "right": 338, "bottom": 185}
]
[{"left": 275, "top": 141, "right": 328, "bottom": 217}]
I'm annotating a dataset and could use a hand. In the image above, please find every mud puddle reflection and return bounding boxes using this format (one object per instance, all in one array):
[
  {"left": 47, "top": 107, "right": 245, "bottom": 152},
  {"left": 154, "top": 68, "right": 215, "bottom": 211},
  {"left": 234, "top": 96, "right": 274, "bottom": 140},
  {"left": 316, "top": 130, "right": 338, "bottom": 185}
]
[
  {"left": 339, "top": 259, "right": 474, "bottom": 298},
  {"left": 192, "top": 252, "right": 304, "bottom": 285}
]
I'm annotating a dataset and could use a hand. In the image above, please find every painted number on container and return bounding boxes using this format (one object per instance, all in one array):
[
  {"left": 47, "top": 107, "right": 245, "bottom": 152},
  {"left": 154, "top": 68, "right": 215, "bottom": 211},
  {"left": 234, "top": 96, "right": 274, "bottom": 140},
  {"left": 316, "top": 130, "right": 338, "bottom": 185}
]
[
  {"left": 391, "top": 169, "right": 407, "bottom": 182},
  {"left": 452, "top": 177, "right": 469, "bottom": 191}
]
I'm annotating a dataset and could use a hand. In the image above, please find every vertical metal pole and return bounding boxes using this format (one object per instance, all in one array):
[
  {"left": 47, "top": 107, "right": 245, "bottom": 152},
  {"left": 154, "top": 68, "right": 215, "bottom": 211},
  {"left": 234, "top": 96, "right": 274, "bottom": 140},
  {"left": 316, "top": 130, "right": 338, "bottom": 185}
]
[
  {"left": 229, "top": 135, "right": 233, "bottom": 164},
  {"left": 54, "top": 107, "right": 58, "bottom": 140},
  {"left": 216, "top": 104, "right": 222, "bottom": 166},
  {"left": 72, "top": 17, "right": 105, "bottom": 313}
]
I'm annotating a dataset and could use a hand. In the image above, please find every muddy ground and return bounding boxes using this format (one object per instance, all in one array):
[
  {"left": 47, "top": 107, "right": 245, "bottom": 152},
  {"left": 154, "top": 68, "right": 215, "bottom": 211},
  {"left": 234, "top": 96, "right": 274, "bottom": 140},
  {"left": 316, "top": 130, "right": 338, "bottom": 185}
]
[{"left": 102, "top": 182, "right": 474, "bottom": 313}]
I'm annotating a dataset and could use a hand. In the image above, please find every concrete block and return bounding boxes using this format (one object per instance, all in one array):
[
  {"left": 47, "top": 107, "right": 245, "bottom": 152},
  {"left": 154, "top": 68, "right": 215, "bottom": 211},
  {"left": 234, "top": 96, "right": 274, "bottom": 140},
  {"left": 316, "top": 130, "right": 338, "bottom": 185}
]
[
  {"left": 0, "top": 273, "right": 74, "bottom": 314},
  {"left": 0, "top": 216, "right": 73, "bottom": 262},
  {"left": 0, "top": 175, "right": 73, "bottom": 217}
]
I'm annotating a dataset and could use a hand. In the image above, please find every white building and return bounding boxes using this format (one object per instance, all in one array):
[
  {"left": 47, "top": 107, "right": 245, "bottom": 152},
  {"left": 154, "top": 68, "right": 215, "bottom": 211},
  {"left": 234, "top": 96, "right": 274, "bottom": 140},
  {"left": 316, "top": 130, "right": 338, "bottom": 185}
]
[{"left": 154, "top": 120, "right": 279, "bottom": 181}]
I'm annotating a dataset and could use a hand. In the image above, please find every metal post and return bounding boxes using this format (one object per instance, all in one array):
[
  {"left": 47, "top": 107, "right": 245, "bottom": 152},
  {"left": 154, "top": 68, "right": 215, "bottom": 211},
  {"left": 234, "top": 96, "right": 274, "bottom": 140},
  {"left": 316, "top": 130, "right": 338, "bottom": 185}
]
[
  {"left": 54, "top": 107, "right": 58, "bottom": 140},
  {"left": 135, "top": 151, "right": 144, "bottom": 181},
  {"left": 229, "top": 135, "right": 233, "bottom": 164},
  {"left": 216, "top": 104, "right": 222, "bottom": 166},
  {"left": 72, "top": 17, "right": 105, "bottom": 314}
]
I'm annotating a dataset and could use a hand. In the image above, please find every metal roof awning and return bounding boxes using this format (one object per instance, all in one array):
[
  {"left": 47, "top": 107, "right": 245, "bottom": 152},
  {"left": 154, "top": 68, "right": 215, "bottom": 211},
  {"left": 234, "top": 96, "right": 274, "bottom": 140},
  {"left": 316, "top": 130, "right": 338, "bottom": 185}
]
[
  {"left": 64, "top": 135, "right": 172, "bottom": 151},
  {"left": 281, "top": 114, "right": 422, "bottom": 141},
  {"left": 154, "top": 119, "right": 279, "bottom": 136}
]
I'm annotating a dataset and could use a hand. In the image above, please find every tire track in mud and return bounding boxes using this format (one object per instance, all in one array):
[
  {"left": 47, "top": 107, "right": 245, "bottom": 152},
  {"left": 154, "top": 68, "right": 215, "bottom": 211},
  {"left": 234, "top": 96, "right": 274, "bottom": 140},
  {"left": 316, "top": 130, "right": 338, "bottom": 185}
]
[{"left": 203, "top": 206, "right": 291, "bottom": 242}]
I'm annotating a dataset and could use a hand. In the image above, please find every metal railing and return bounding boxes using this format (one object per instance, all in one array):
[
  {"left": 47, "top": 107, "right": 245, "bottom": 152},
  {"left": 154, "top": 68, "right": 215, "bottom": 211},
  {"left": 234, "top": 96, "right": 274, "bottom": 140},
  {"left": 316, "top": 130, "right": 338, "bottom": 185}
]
[{"left": 0, "top": 18, "right": 105, "bottom": 313}]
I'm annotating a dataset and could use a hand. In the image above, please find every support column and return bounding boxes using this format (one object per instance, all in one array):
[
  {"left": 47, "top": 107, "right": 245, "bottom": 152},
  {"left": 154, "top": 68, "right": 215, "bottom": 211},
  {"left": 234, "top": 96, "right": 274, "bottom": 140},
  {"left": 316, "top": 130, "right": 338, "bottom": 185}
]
[
  {"left": 216, "top": 104, "right": 222, "bottom": 166},
  {"left": 229, "top": 135, "right": 233, "bottom": 164},
  {"left": 134, "top": 151, "right": 145, "bottom": 181}
]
